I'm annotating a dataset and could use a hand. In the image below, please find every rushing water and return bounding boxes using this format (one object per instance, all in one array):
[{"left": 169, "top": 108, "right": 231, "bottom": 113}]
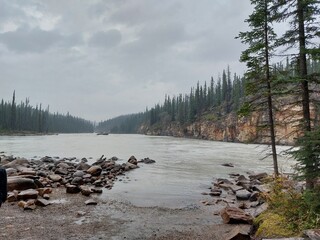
[{"left": 0, "top": 133, "right": 295, "bottom": 208}]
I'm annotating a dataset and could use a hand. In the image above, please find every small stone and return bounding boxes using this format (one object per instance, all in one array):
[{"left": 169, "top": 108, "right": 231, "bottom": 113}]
[
  {"left": 236, "top": 190, "right": 252, "bottom": 200},
  {"left": 71, "top": 177, "right": 84, "bottom": 186},
  {"left": 55, "top": 168, "right": 68, "bottom": 175},
  {"left": 66, "top": 184, "right": 80, "bottom": 194},
  {"left": 86, "top": 166, "right": 102, "bottom": 176},
  {"left": 222, "top": 163, "right": 234, "bottom": 167},
  {"left": 35, "top": 198, "right": 50, "bottom": 207},
  {"left": 91, "top": 188, "right": 103, "bottom": 194},
  {"left": 79, "top": 185, "right": 92, "bottom": 196},
  {"left": 48, "top": 174, "right": 62, "bottom": 182},
  {"left": 85, "top": 199, "right": 97, "bottom": 205},
  {"left": 43, "top": 194, "right": 50, "bottom": 200}
]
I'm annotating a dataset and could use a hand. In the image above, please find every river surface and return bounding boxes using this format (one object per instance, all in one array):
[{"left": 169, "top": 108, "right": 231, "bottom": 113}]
[{"left": 0, "top": 133, "right": 294, "bottom": 208}]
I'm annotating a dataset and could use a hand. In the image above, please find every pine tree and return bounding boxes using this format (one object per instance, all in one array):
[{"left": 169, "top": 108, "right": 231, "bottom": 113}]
[
  {"left": 238, "top": 0, "right": 279, "bottom": 175},
  {"left": 274, "top": 0, "right": 320, "bottom": 188}
]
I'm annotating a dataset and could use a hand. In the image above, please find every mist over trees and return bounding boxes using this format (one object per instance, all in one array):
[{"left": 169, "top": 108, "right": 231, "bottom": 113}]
[{"left": 0, "top": 92, "right": 94, "bottom": 133}]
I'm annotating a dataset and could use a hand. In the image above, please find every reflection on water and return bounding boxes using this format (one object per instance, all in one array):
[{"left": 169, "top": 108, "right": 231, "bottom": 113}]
[{"left": 0, "top": 133, "right": 294, "bottom": 208}]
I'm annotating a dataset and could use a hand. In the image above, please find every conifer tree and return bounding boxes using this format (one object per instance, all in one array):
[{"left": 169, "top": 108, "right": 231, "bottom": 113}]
[
  {"left": 274, "top": 0, "right": 320, "bottom": 188},
  {"left": 238, "top": 0, "right": 279, "bottom": 175}
]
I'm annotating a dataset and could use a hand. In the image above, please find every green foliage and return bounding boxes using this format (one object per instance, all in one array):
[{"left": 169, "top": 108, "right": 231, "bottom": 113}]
[
  {"left": 291, "top": 127, "right": 320, "bottom": 184},
  {"left": 255, "top": 212, "right": 295, "bottom": 237},
  {"left": 256, "top": 177, "right": 320, "bottom": 237}
]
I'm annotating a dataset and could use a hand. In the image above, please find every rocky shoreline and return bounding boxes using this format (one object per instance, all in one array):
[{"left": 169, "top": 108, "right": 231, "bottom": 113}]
[
  {"left": 1, "top": 153, "right": 155, "bottom": 210},
  {"left": 0, "top": 153, "right": 315, "bottom": 239}
]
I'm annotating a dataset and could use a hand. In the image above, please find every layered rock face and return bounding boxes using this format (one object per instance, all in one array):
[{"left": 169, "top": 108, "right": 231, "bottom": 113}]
[{"left": 140, "top": 106, "right": 307, "bottom": 145}]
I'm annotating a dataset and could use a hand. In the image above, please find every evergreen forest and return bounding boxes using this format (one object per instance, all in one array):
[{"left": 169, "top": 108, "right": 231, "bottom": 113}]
[{"left": 0, "top": 91, "right": 94, "bottom": 133}]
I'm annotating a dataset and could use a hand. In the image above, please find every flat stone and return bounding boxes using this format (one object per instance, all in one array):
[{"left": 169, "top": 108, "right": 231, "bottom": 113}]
[
  {"left": 252, "top": 203, "right": 269, "bottom": 218},
  {"left": 35, "top": 198, "right": 50, "bottom": 207},
  {"left": 223, "top": 225, "right": 252, "bottom": 240},
  {"left": 17, "top": 189, "right": 39, "bottom": 200},
  {"left": 55, "top": 168, "right": 68, "bottom": 175},
  {"left": 220, "top": 207, "right": 253, "bottom": 224},
  {"left": 220, "top": 183, "right": 244, "bottom": 193}
]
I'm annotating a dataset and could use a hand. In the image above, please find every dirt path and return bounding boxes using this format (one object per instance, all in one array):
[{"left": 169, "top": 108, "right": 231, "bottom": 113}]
[{"left": 0, "top": 187, "right": 236, "bottom": 240}]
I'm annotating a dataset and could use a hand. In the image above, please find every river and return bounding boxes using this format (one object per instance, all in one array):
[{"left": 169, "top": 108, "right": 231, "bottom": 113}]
[{"left": 0, "top": 133, "right": 294, "bottom": 208}]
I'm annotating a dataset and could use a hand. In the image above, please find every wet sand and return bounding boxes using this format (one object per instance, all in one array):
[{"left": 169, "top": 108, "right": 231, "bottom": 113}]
[{"left": 0, "top": 187, "right": 236, "bottom": 240}]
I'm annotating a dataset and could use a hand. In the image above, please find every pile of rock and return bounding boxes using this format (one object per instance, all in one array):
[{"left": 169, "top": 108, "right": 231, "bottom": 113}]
[
  {"left": 202, "top": 172, "right": 271, "bottom": 239},
  {"left": 1, "top": 154, "right": 154, "bottom": 210}
]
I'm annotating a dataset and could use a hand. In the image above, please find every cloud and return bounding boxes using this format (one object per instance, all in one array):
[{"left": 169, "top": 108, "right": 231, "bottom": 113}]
[
  {"left": 0, "top": 0, "right": 253, "bottom": 121},
  {"left": 88, "top": 29, "right": 122, "bottom": 48},
  {"left": 0, "top": 27, "right": 61, "bottom": 53}
]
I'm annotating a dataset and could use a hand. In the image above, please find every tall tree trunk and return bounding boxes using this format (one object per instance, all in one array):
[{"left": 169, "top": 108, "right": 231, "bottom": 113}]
[
  {"left": 264, "top": 0, "right": 279, "bottom": 176},
  {"left": 297, "top": 0, "right": 313, "bottom": 189}
]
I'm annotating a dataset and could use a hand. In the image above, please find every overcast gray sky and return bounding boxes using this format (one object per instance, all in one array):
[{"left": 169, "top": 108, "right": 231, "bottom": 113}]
[{"left": 0, "top": 0, "right": 252, "bottom": 122}]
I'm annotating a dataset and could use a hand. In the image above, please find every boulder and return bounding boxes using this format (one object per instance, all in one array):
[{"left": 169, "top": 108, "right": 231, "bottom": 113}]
[
  {"left": 76, "top": 162, "right": 90, "bottom": 171},
  {"left": 17, "top": 189, "right": 39, "bottom": 200},
  {"left": 220, "top": 207, "right": 253, "bottom": 224},
  {"left": 223, "top": 225, "right": 252, "bottom": 240},
  {"left": 55, "top": 168, "right": 68, "bottom": 175},
  {"left": 66, "top": 184, "right": 80, "bottom": 194},
  {"left": 71, "top": 177, "right": 84, "bottom": 186},
  {"left": 7, "top": 177, "right": 37, "bottom": 191},
  {"left": 128, "top": 156, "right": 138, "bottom": 165},
  {"left": 73, "top": 170, "right": 85, "bottom": 178},
  {"left": 236, "top": 190, "right": 252, "bottom": 200},
  {"left": 86, "top": 166, "right": 102, "bottom": 176}
]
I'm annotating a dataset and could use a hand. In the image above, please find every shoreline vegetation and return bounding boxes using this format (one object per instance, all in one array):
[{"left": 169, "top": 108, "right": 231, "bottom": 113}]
[{"left": 0, "top": 130, "right": 59, "bottom": 136}]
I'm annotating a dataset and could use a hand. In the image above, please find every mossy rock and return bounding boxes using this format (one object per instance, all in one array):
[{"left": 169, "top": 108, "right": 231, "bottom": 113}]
[{"left": 254, "top": 212, "right": 296, "bottom": 238}]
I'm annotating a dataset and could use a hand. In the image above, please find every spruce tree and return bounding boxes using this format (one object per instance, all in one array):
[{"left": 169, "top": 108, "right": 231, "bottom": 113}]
[
  {"left": 238, "top": 0, "right": 279, "bottom": 175},
  {"left": 275, "top": 0, "right": 320, "bottom": 188}
]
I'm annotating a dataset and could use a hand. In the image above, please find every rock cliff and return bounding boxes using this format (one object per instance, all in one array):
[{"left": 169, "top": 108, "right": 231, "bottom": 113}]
[{"left": 139, "top": 106, "right": 305, "bottom": 145}]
